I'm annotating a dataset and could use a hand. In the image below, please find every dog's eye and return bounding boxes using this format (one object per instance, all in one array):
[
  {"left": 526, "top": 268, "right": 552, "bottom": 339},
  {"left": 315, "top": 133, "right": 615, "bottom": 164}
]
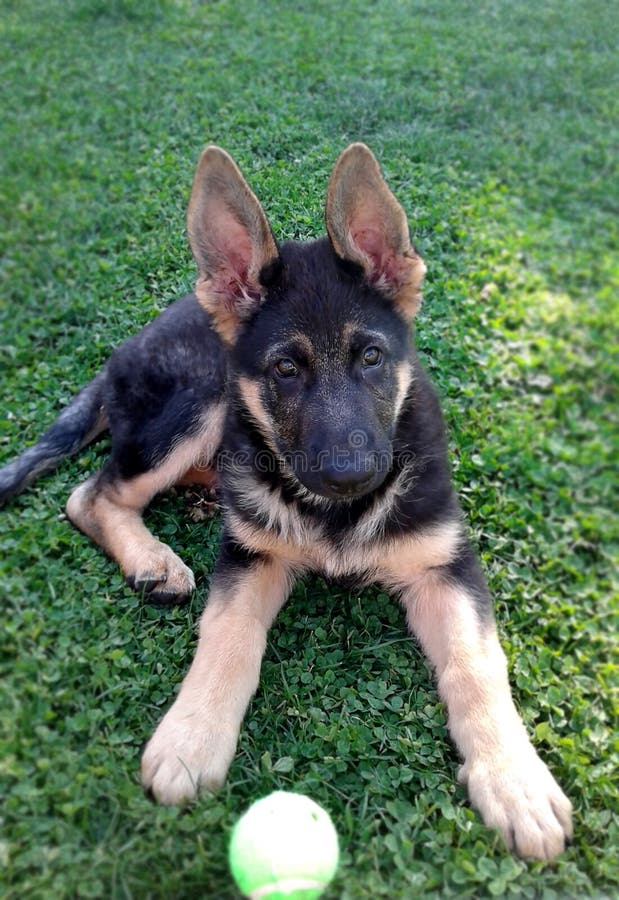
[
  {"left": 362, "top": 346, "right": 383, "bottom": 367},
  {"left": 274, "top": 358, "right": 299, "bottom": 378}
]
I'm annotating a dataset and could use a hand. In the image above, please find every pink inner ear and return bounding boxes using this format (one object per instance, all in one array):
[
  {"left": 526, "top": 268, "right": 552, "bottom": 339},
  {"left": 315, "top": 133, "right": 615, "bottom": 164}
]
[
  {"left": 351, "top": 224, "right": 410, "bottom": 291},
  {"left": 209, "top": 198, "right": 253, "bottom": 285},
  {"left": 351, "top": 224, "right": 398, "bottom": 285},
  {"left": 351, "top": 225, "right": 386, "bottom": 268}
]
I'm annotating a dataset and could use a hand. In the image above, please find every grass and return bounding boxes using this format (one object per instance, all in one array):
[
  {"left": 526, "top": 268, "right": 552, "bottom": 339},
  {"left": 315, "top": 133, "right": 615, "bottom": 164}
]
[{"left": 0, "top": 0, "right": 617, "bottom": 896}]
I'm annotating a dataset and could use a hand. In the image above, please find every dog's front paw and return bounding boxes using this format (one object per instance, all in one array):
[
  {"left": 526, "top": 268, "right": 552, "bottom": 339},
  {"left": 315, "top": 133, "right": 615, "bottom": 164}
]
[
  {"left": 141, "top": 701, "right": 237, "bottom": 804},
  {"left": 460, "top": 746, "right": 573, "bottom": 860},
  {"left": 125, "top": 544, "right": 195, "bottom": 605}
]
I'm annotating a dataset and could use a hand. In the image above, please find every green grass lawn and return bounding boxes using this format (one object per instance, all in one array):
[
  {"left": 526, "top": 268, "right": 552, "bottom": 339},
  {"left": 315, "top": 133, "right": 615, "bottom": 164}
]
[{"left": 1, "top": 0, "right": 617, "bottom": 896}]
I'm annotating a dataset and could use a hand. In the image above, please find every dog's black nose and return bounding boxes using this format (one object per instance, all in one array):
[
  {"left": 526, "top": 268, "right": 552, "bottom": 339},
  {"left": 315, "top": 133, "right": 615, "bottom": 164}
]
[{"left": 322, "top": 466, "right": 374, "bottom": 497}]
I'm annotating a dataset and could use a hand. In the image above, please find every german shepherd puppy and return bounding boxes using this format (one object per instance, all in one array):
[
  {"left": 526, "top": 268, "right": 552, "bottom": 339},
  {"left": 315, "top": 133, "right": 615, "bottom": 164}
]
[{"left": 0, "top": 144, "right": 572, "bottom": 860}]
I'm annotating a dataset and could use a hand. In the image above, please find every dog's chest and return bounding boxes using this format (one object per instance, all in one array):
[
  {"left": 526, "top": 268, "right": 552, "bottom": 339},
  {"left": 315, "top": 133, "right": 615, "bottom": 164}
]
[
  {"left": 227, "top": 469, "right": 461, "bottom": 587},
  {"left": 227, "top": 476, "right": 396, "bottom": 579}
]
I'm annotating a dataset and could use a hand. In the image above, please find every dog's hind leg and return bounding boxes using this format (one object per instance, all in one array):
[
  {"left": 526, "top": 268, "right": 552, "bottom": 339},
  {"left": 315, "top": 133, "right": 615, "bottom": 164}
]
[{"left": 67, "top": 402, "right": 225, "bottom": 605}]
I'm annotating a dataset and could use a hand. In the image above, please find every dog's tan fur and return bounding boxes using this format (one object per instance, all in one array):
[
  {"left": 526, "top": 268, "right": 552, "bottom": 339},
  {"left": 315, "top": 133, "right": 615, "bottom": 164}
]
[
  {"left": 66, "top": 404, "right": 226, "bottom": 592},
  {"left": 142, "top": 556, "right": 294, "bottom": 803},
  {"left": 397, "top": 572, "right": 573, "bottom": 858},
  {"left": 237, "top": 376, "right": 281, "bottom": 452}
]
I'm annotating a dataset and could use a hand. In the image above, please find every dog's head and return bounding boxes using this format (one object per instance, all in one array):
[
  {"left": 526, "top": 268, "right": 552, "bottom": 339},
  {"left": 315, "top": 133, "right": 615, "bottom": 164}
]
[{"left": 188, "top": 144, "right": 426, "bottom": 501}]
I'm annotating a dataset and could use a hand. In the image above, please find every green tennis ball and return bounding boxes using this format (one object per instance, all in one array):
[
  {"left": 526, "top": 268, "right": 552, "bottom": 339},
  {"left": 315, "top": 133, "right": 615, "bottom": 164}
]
[{"left": 229, "top": 791, "right": 339, "bottom": 899}]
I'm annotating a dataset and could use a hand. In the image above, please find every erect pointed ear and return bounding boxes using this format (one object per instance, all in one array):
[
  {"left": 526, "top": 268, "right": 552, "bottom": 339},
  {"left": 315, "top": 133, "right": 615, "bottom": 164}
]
[
  {"left": 325, "top": 143, "right": 426, "bottom": 319},
  {"left": 187, "top": 146, "right": 281, "bottom": 344}
]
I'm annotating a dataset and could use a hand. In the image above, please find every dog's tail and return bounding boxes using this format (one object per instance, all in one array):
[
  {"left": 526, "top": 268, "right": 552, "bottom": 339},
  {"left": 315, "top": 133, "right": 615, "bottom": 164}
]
[{"left": 0, "top": 372, "right": 108, "bottom": 505}]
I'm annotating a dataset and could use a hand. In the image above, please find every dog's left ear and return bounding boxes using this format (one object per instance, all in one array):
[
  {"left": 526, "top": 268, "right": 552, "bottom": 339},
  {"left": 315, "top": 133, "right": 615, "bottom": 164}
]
[{"left": 326, "top": 143, "right": 426, "bottom": 319}]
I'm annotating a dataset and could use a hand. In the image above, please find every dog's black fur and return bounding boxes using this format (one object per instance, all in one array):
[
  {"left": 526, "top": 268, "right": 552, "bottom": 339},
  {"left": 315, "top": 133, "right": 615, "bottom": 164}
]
[{"left": 0, "top": 144, "right": 572, "bottom": 860}]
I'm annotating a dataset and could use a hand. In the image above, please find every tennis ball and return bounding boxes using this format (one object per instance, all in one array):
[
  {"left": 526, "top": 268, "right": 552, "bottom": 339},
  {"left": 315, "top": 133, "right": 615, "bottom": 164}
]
[{"left": 229, "top": 791, "right": 339, "bottom": 899}]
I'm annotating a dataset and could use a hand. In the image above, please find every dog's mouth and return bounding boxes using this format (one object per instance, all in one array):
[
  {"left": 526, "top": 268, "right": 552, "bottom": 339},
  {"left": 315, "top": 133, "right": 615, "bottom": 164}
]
[
  {"left": 320, "top": 470, "right": 376, "bottom": 500},
  {"left": 292, "top": 466, "right": 390, "bottom": 504}
]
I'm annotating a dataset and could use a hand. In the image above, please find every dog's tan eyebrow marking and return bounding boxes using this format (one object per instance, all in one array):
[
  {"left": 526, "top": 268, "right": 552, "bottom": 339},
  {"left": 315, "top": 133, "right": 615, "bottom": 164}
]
[
  {"left": 345, "top": 326, "right": 391, "bottom": 347},
  {"left": 263, "top": 333, "right": 315, "bottom": 364},
  {"left": 288, "top": 332, "right": 314, "bottom": 352}
]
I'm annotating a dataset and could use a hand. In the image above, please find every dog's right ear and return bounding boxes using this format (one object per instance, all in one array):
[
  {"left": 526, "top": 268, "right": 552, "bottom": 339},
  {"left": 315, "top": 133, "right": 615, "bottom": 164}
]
[{"left": 187, "top": 146, "right": 280, "bottom": 345}]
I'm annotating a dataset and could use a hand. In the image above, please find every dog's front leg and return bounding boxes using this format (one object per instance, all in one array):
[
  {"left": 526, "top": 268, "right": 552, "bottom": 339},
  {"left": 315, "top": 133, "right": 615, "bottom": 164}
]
[
  {"left": 396, "top": 546, "right": 572, "bottom": 860},
  {"left": 142, "top": 543, "right": 294, "bottom": 804}
]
